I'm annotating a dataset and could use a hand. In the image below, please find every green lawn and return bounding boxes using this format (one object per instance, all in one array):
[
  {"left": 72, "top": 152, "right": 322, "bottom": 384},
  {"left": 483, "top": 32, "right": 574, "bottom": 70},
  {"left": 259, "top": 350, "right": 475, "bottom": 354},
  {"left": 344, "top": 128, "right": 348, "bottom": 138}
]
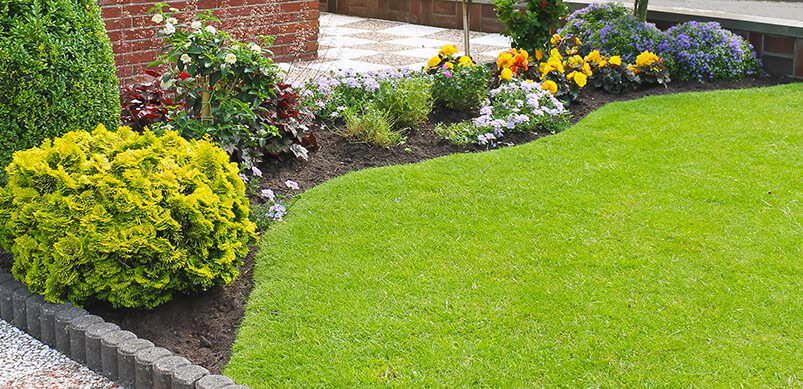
[{"left": 226, "top": 84, "right": 803, "bottom": 387}]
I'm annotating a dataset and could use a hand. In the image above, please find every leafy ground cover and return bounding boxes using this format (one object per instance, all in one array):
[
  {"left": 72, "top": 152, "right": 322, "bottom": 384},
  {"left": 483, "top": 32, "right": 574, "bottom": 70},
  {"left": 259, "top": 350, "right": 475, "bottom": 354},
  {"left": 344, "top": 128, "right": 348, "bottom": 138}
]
[{"left": 225, "top": 83, "right": 803, "bottom": 386}]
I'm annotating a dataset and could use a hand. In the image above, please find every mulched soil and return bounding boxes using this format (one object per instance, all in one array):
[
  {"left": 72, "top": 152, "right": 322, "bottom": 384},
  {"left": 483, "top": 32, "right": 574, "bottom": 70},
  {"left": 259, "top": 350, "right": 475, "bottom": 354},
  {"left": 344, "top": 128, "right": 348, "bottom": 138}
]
[{"left": 0, "top": 75, "right": 793, "bottom": 374}]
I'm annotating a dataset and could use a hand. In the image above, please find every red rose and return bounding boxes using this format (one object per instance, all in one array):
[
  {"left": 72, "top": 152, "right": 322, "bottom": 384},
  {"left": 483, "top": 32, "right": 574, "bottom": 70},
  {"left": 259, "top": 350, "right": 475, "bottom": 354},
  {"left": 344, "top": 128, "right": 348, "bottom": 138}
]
[
  {"left": 178, "top": 71, "right": 190, "bottom": 80},
  {"left": 542, "top": 0, "right": 547, "bottom": 7}
]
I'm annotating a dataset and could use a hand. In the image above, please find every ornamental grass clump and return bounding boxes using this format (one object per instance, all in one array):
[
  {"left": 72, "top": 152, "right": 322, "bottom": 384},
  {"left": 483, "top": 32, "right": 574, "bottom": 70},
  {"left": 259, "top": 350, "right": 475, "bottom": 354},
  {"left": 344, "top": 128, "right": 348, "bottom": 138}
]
[
  {"left": 659, "top": 21, "right": 761, "bottom": 81},
  {"left": 0, "top": 0, "right": 120, "bottom": 179},
  {"left": 0, "top": 126, "right": 258, "bottom": 309}
]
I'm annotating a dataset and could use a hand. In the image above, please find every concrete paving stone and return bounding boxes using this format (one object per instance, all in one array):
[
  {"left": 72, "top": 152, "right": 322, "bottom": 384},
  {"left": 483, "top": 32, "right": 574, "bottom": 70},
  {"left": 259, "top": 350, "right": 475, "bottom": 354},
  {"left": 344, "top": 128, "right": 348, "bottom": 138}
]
[
  {"left": 311, "top": 59, "right": 396, "bottom": 72},
  {"left": 339, "top": 18, "right": 405, "bottom": 31},
  {"left": 134, "top": 346, "right": 173, "bottom": 389},
  {"left": 152, "top": 355, "right": 191, "bottom": 389},
  {"left": 424, "top": 29, "right": 487, "bottom": 43},
  {"left": 470, "top": 33, "right": 513, "bottom": 47},
  {"left": 117, "top": 338, "right": 154, "bottom": 389},
  {"left": 355, "top": 54, "right": 427, "bottom": 67},
  {"left": 395, "top": 47, "right": 445, "bottom": 60},
  {"left": 386, "top": 37, "right": 456, "bottom": 49},
  {"left": 320, "top": 26, "right": 370, "bottom": 36},
  {"left": 170, "top": 364, "right": 210, "bottom": 389},
  {"left": 54, "top": 305, "right": 89, "bottom": 355},
  {"left": 378, "top": 24, "right": 448, "bottom": 37},
  {"left": 69, "top": 314, "right": 104, "bottom": 363},
  {"left": 100, "top": 329, "right": 136, "bottom": 380},
  {"left": 0, "top": 272, "right": 13, "bottom": 284},
  {"left": 25, "top": 294, "right": 46, "bottom": 339},
  {"left": 319, "top": 13, "right": 366, "bottom": 27},
  {"left": 320, "top": 47, "right": 381, "bottom": 60},
  {"left": 345, "top": 31, "right": 408, "bottom": 42},
  {"left": 195, "top": 374, "right": 235, "bottom": 389},
  {"left": 319, "top": 35, "right": 377, "bottom": 47},
  {"left": 351, "top": 42, "right": 418, "bottom": 53},
  {"left": 85, "top": 322, "right": 121, "bottom": 372}
]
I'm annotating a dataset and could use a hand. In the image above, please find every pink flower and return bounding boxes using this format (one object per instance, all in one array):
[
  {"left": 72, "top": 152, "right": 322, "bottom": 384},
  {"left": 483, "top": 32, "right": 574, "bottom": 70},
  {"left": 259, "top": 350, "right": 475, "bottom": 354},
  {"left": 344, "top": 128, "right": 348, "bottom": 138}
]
[{"left": 444, "top": 70, "right": 452, "bottom": 78}]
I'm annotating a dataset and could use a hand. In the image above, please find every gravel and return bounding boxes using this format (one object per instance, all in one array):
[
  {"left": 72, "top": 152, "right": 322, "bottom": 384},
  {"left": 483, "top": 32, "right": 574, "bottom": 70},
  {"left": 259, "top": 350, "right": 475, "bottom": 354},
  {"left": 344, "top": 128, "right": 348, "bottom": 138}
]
[{"left": 0, "top": 319, "right": 119, "bottom": 388}]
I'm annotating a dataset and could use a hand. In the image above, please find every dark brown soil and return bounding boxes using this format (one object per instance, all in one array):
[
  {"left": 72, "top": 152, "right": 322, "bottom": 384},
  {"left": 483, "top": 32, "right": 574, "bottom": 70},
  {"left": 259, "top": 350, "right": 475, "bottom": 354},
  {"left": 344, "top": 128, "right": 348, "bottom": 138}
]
[{"left": 0, "top": 75, "right": 792, "bottom": 374}]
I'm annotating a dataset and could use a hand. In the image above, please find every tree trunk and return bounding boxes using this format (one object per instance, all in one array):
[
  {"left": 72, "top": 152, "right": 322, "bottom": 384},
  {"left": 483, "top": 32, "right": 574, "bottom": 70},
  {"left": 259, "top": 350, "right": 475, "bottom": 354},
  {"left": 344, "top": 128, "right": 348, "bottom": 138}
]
[
  {"left": 462, "top": 0, "right": 472, "bottom": 57},
  {"left": 634, "top": 0, "right": 648, "bottom": 22}
]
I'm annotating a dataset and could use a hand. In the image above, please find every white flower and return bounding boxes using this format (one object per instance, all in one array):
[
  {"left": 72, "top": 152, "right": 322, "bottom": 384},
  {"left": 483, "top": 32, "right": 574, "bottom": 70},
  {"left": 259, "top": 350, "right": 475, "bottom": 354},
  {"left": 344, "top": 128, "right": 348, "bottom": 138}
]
[
  {"left": 183, "top": 42, "right": 191, "bottom": 49},
  {"left": 180, "top": 54, "right": 191, "bottom": 64},
  {"left": 251, "top": 166, "right": 263, "bottom": 177},
  {"left": 191, "top": 21, "right": 202, "bottom": 30},
  {"left": 151, "top": 14, "right": 164, "bottom": 24},
  {"left": 249, "top": 43, "right": 262, "bottom": 54},
  {"left": 163, "top": 124, "right": 173, "bottom": 131},
  {"left": 285, "top": 180, "right": 300, "bottom": 190},
  {"left": 169, "top": 7, "right": 179, "bottom": 12},
  {"left": 224, "top": 53, "right": 237, "bottom": 65},
  {"left": 205, "top": 25, "right": 217, "bottom": 35},
  {"left": 260, "top": 189, "right": 275, "bottom": 202},
  {"left": 167, "top": 17, "right": 178, "bottom": 25},
  {"left": 162, "top": 23, "right": 176, "bottom": 35}
]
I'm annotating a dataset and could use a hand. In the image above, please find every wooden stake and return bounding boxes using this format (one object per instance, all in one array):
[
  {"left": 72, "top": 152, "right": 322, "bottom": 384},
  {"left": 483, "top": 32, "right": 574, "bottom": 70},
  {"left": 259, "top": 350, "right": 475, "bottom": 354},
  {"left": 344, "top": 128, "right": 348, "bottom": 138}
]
[
  {"left": 201, "top": 76, "right": 212, "bottom": 125},
  {"left": 462, "top": 0, "right": 472, "bottom": 57}
]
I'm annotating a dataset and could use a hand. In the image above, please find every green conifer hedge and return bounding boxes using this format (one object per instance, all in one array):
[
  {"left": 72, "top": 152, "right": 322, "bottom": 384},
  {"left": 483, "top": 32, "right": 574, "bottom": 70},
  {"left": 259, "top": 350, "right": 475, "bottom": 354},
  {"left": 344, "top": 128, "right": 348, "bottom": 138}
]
[{"left": 0, "top": 0, "right": 120, "bottom": 176}]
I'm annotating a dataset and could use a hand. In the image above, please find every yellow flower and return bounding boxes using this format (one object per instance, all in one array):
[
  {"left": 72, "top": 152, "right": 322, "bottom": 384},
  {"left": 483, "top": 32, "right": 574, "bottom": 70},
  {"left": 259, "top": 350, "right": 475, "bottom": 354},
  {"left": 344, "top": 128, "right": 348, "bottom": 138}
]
[
  {"left": 525, "top": 79, "right": 534, "bottom": 83},
  {"left": 459, "top": 55, "right": 473, "bottom": 66},
  {"left": 427, "top": 56, "right": 441, "bottom": 69},
  {"left": 626, "top": 64, "right": 641, "bottom": 75},
  {"left": 534, "top": 48, "right": 544, "bottom": 61},
  {"left": 439, "top": 44, "right": 458, "bottom": 56},
  {"left": 636, "top": 51, "right": 660, "bottom": 67},
  {"left": 610, "top": 56, "right": 622, "bottom": 66},
  {"left": 574, "top": 71, "right": 587, "bottom": 87},
  {"left": 567, "top": 71, "right": 576, "bottom": 80},
  {"left": 549, "top": 48, "right": 561, "bottom": 59},
  {"left": 567, "top": 55, "right": 583, "bottom": 67},
  {"left": 542, "top": 80, "right": 558, "bottom": 95},
  {"left": 565, "top": 46, "right": 578, "bottom": 56},
  {"left": 582, "top": 62, "right": 592, "bottom": 76},
  {"left": 598, "top": 59, "right": 608, "bottom": 67},
  {"left": 500, "top": 68, "right": 513, "bottom": 81},
  {"left": 445, "top": 62, "right": 454, "bottom": 69},
  {"left": 550, "top": 34, "right": 561, "bottom": 45},
  {"left": 585, "top": 50, "right": 601, "bottom": 63},
  {"left": 497, "top": 51, "right": 515, "bottom": 69}
]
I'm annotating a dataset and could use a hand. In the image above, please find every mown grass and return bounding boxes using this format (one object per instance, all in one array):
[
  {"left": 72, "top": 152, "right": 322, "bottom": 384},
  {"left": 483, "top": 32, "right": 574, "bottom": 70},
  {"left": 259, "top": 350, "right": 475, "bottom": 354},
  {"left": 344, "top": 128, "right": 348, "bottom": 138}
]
[{"left": 226, "top": 84, "right": 803, "bottom": 387}]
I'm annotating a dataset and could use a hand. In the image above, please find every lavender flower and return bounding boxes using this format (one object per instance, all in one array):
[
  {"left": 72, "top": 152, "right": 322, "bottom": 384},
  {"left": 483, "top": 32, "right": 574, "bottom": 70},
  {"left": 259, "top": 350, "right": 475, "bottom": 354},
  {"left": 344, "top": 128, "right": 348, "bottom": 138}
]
[
  {"left": 285, "top": 180, "right": 300, "bottom": 190},
  {"left": 260, "top": 188, "right": 275, "bottom": 202}
]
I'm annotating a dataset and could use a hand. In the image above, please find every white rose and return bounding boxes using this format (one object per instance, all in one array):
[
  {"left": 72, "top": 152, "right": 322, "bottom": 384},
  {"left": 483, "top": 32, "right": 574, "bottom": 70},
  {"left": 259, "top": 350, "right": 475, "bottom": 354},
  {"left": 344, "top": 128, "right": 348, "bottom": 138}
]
[
  {"left": 224, "top": 53, "right": 237, "bottom": 65},
  {"left": 249, "top": 43, "right": 262, "bottom": 54},
  {"left": 180, "top": 54, "right": 191, "bottom": 64},
  {"left": 205, "top": 25, "right": 216, "bottom": 35},
  {"left": 151, "top": 14, "right": 164, "bottom": 24},
  {"left": 167, "top": 17, "right": 178, "bottom": 25},
  {"left": 191, "top": 21, "right": 202, "bottom": 30},
  {"left": 162, "top": 23, "right": 176, "bottom": 35}
]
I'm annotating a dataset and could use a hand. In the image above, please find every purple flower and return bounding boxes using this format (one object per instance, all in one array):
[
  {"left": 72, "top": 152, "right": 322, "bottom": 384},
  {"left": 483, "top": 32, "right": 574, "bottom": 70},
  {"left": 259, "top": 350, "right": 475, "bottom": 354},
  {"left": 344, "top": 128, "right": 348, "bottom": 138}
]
[
  {"left": 238, "top": 173, "right": 248, "bottom": 183},
  {"left": 251, "top": 166, "right": 262, "bottom": 177},
  {"left": 261, "top": 188, "right": 275, "bottom": 202},
  {"left": 285, "top": 180, "right": 300, "bottom": 190}
]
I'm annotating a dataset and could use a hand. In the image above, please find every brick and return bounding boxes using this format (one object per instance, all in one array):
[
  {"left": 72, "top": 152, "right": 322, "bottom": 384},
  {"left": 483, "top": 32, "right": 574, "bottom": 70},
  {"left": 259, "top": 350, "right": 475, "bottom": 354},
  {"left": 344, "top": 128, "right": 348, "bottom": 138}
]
[
  {"left": 764, "top": 34, "right": 795, "bottom": 55},
  {"left": 102, "top": 6, "right": 122, "bottom": 18},
  {"left": 433, "top": 0, "right": 456, "bottom": 16}
]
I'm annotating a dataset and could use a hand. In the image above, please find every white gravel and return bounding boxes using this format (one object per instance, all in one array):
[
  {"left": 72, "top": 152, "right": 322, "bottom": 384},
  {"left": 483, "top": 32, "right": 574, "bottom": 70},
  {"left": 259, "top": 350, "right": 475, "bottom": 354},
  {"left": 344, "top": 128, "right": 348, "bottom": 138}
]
[{"left": 0, "top": 319, "right": 119, "bottom": 388}]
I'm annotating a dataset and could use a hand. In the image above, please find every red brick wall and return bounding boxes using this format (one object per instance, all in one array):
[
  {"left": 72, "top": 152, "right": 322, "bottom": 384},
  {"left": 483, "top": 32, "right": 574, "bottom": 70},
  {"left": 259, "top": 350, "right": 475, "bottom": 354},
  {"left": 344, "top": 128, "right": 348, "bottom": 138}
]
[
  {"left": 99, "top": 0, "right": 320, "bottom": 84},
  {"left": 336, "top": 0, "right": 504, "bottom": 32}
]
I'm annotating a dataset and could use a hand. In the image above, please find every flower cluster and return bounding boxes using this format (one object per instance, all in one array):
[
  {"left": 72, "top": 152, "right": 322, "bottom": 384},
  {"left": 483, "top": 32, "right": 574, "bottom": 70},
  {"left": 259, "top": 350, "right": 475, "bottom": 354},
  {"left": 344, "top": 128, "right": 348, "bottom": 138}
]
[
  {"left": 147, "top": 4, "right": 316, "bottom": 167},
  {"left": 520, "top": 35, "right": 593, "bottom": 106},
  {"left": 435, "top": 79, "right": 568, "bottom": 145},
  {"left": 660, "top": 21, "right": 761, "bottom": 81},
  {"left": 496, "top": 48, "right": 530, "bottom": 81},
  {"left": 249, "top": 179, "right": 302, "bottom": 230},
  {"left": 427, "top": 45, "right": 490, "bottom": 110}
]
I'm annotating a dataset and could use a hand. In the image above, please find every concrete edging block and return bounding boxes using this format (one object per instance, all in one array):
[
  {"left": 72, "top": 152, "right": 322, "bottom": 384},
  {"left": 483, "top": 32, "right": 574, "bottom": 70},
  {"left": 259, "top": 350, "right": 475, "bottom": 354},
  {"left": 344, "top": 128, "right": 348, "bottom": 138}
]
[
  {"left": 39, "top": 301, "right": 72, "bottom": 347},
  {"left": 0, "top": 278, "right": 25, "bottom": 322},
  {"left": 55, "top": 306, "right": 89, "bottom": 355},
  {"left": 170, "top": 364, "right": 209, "bottom": 389},
  {"left": 100, "top": 329, "right": 137, "bottom": 380},
  {"left": 118, "top": 338, "right": 155, "bottom": 389},
  {"left": 85, "top": 322, "right": 121, "bottom": 372},
  {"left": 12, "top": 285, "right": 33, "bottom": 330},
  {"left": 152, "top": 355, "right": 191, "bottom": 389},
  {"left": 70, "top": 314, "right": 105, "bottom": 363},
  {"left": 24, "top": 294, "right": 46, "bottom": 339},
  {"left": 196, "top": 375, "right": 236, "bottom": 389},
  {"left": 134, "top": 346, "right": 173, "bottom": 389}
]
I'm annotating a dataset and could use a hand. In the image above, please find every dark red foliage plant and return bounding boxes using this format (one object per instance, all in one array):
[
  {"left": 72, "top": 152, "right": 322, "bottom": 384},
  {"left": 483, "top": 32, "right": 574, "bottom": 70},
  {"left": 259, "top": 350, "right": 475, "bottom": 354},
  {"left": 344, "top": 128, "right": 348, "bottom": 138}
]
[{"left": 120, "top": 69, "right": 181, "bottom": 132}]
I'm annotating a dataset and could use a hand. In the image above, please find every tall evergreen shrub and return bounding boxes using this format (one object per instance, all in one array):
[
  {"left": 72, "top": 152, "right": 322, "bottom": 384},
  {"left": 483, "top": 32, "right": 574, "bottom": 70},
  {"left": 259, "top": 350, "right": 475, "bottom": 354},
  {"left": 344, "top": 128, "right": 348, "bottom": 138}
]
[{"left": 0, "top": 0, "right": 120, "bottom": 175}]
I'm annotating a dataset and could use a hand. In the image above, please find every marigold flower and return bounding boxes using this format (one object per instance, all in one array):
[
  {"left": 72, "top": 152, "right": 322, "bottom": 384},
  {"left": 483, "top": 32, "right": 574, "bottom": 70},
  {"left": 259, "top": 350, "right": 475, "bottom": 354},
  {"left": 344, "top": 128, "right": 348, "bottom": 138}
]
[
  {"left": 459, "top": 56, "right": 473, "bottom": 66},
  {"left": 439, "top": 44, "right": 458, "bottom": 56},
  {"left": 443, "top": 62, "right": 454, "bottom": 70},
  {"left": 585, "top": 50, "right": 601, "bottom": 63},
  {"left": 636, "top": 51, "right": 660, "bottom": 67},
  {"left": 500, "top": 68, "right": 513, "bottom": 81},
  {"left": 610, "top": 56, "right": 622, "bottom": 66},
  {"left": 598, "top": 59, "right": 608, "bottom": 67},
  {"left": 582, "top": 62, "right": 592, "bottom": 76},
  {"left": 427, "top": 56, "right": 441, "bottom": 69},
  {"left": 550, "top": 34, "right": 562, "bottom": 45},
  {"left": 542, "top": 80, "right": 558, "bottom": 95},
  {"left": 549, "top": 48, "right": 562, "bottom": 59}
]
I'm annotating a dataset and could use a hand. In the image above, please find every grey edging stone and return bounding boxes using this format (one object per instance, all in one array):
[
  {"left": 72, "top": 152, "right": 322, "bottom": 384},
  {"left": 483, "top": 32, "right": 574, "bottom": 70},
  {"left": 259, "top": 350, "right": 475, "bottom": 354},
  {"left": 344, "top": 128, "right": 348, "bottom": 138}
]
[{"left": 0, "top": 269, "right": 251, "bottom": 389}]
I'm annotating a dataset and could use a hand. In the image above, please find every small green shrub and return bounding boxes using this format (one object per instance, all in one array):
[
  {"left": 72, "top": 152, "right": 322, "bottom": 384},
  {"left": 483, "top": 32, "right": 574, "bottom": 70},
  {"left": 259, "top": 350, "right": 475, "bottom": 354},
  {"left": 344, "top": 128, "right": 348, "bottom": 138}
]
[
  {"left": 431, "top": 63, "right": 491, "bottom": 111},
  {"left": 373, "top": 76, "right": 433, "bottom": 129},
  {"left": 495, "top": 0, "right": 568, "bottom": 54},
  {"left": 0, "top": 125, "right": 258, "bottom": 309},
  {"left": 341, "top": 107, "right": 403, "bottom": 147},
  {"left": 0, "top": 0, "right": 120, "bottom": 178}
]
